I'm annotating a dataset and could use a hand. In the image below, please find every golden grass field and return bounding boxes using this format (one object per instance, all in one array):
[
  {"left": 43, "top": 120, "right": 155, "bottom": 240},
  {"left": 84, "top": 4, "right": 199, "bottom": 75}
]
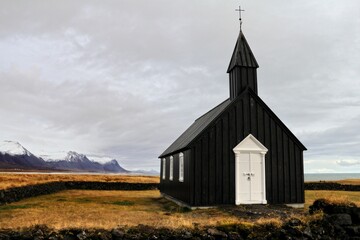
[
  {"left": 0, "top": 190, "right": 240, "bottom": 229},
  {"left": 0, "top": 190, "right": 295, "bottom": 230},
  {"left": 304, "top": 190, "right": 360, "bottom": 209},
  {"left": 0, "top": 189, "right": 358, "bottom": 230},
  {"left": 0, "top": 173, "right": 159, "bottom": 190},
  {"left": 0, "top": 173, "right": 358, "bottom": 230},
  {"left": 335, "top": 179, "right": 360, "bottom": 185}
]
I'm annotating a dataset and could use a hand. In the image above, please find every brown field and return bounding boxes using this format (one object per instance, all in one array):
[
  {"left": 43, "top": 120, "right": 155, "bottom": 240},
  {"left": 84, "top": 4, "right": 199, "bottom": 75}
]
[
  {"left": 0, "top": 173, "right": 159, "bottom": 190},
  {"left": 305, "top": 190, "right": 360, "bottom": 209},
  {"left": 0, "top": 189, "right": 358, "bottom": 230},
  {"left": 0, "top": 190, "right": 299, "bottom": 230},
  {"left": 1, "top": 172, "right": 358, "bottom": 190},
  {"left": 335, "top": 179, "right": 360, "bottom": 185},
  {"left": 0, "top": 174, "right": 358, "bottom": 230}
]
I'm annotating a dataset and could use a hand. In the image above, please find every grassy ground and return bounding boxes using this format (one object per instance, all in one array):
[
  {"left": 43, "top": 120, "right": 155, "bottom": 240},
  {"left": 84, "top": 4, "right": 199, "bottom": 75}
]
[
  {"left": 305, "top": 190, "right": 360, "bottom": 209},
  {"left": 0, "top": 190, "right": 247, "bottom": 230},
  {"left": 335, "top": 179, "right": 360, "bottom": 185},
  {"left": 0, "top": 173, "right": 159, "bottom": 190},
  {"left": 0, "top": 174, "right": 358, "bottom": 230},
  {"left": 0, "top": 189, "right": 358, "bottom": 230},
  {"left": 1, "top": 173, "right": 357, "bottom": 190}
]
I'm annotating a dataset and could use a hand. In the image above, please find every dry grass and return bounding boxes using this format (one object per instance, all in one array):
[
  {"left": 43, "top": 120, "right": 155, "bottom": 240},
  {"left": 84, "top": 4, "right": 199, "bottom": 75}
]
[
  {"left": 0, "top": 190, "right": 248, "bottom": 230},
  {"left": 0, "top": 190, "right": 358, "bottom": 230},
  {"left": 305, "top": 190, "right": 360, "bottom": 209},
  {"left": 336, "top": 179, "right": 360, "bottom": 185},
  {"left": 0, "top": 173, "right": 159, "bottom": 190},
  {"left": 0, "top": 174, "right": 359, "bottom": 230},
  {"left": 254, "top": 217, "right": 283, "bottom": 228}
]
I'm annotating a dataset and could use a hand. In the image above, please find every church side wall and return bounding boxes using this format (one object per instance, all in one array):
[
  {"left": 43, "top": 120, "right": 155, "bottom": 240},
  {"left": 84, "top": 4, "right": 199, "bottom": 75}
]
[
  {"left": 190, "top": 113, "right": 235, "bottom": 206},
  {"left": 159, "top": 150, "right": 191, "bottom": 205},
  {"left": 189, "top": 91, "right": 304, "bottom": 206}
]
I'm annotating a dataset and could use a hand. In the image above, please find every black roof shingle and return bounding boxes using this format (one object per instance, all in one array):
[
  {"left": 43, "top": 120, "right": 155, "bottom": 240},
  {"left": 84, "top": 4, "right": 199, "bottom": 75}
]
[{"left": 159, "top": 99, "right": 231, "bottom": 157}]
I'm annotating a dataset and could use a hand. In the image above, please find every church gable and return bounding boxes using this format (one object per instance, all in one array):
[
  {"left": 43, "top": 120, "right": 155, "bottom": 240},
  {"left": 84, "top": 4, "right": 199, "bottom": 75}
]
[
  {"left": 188, "top": 88, "right": 306, "bottom": 153},
  {"left": 247, "top": 89, "right": 307, "bottom": 151},
  {"left": 233, "top": 134, "right": 268, "bottom": 152}
]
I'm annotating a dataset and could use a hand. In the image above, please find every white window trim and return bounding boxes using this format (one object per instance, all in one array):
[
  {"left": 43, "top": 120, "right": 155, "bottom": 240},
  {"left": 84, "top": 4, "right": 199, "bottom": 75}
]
[
  {"left": 162, "top": 158, "right": 166, "bottom": 180},
  {"left": 169, "top": 156, "right": 173, "bottom": 181},
  {"left": 179, "top": 152, "right": 184, "bottom": 182}
]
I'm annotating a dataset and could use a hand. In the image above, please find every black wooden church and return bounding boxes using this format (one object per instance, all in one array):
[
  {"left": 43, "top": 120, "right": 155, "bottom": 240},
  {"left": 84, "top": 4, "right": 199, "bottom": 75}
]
[{"left": 159, "top": 25, "right": 306, "bottom": 207}]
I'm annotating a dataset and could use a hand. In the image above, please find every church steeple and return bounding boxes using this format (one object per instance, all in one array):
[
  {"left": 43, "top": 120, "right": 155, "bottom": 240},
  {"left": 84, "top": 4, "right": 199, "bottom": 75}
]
[{"left": 227, "top": 30, "right": 259, "bottom": 100}]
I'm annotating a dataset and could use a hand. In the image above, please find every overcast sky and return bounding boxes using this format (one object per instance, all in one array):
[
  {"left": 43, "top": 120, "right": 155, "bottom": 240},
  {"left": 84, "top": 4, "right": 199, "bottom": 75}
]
[{"left": 0, "top": 0, "right": 359, "bottom": 173}]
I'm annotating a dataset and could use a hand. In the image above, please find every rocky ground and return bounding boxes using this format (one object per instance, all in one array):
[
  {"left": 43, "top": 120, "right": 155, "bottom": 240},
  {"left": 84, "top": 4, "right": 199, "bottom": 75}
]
[
  {"left": 0, "top": 199, "right": 359, "bottom": 240},
  {"left": 219, "top": 204, "right": 304, "bottom": 221}
]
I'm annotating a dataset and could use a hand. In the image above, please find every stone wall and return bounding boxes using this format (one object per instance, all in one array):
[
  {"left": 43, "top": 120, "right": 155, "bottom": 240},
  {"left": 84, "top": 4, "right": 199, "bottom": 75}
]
[
  {"left": 308, "top": 199, "right": 360, "bottom": 239},
  {"left": 0, "top": 182, "right": 158, "bottom": 205},
  {"left": 0, "top": 182, "right": 67, "bottom": 205},
  {"left": 305, "top": 182, "right": 360, "bottom": 191}
]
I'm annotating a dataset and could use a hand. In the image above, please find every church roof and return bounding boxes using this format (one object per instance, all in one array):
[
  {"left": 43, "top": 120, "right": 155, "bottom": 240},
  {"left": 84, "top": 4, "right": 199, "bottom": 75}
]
[
  {"left": 227, "top": 31, "right": 259, "bottom": 73},
  {"left": 159, "top": 99, "right": 231, "bottom": 157},
  {"left": 159, "top": 88, "right": 306, "bottom": 158}
]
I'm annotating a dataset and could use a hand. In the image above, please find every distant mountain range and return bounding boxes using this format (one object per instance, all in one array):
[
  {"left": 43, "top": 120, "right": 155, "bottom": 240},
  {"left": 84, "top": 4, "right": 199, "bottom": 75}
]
[{"left": 0, "top": 141, "right": 128, "bottom": 173}]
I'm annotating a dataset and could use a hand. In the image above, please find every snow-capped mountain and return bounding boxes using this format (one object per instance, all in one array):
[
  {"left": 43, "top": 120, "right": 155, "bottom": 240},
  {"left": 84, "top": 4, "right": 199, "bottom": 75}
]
[
  {"left": 65, "top": 151, "right": 89, "bottom": 162},
  {"left": 45, "top": 151, "right": 128, "bottom": 173},
  {"left": 103, "top": 159, "right": 128, "bottom": 173},
  {"left": 0, "top": 141, "right": 128, "bottom": 173},
  {"left": 0, "top": 141, "right": 46, "bottom": 169},
  {"left": 46, "top": 151, "right": 104, "bottom": 172},
  {"left": 0, "top": 141, "right": 32, "bottom": 156},
  {"left": 39, "top": 151, "right": 68, "bottom": 162}
]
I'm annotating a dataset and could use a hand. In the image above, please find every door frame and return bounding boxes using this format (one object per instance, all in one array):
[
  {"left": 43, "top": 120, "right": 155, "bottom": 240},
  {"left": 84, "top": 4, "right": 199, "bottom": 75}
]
[{"left": 233, "top": 134, "right": 268, "bottom": 205}]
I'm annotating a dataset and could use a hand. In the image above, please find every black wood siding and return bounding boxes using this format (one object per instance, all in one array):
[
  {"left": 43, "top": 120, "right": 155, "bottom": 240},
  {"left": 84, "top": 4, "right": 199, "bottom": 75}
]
[
  {"left": 159, "top": 150, "right": 191, "bottom": 204},
  {"left": 187, "top": 91, "right": 304, "bottom": 206},
  {"left": 229, "top": 67, "right": 258, "bottom": 100}
]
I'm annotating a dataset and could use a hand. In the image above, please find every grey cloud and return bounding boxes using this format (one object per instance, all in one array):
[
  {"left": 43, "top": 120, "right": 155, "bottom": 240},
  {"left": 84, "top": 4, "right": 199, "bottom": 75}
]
[
  {"left": 336, "top": 160, "right": 360, "bottom": 167},
  {"left": 1, "top": 0, "right": 360, "bottom": 171}
]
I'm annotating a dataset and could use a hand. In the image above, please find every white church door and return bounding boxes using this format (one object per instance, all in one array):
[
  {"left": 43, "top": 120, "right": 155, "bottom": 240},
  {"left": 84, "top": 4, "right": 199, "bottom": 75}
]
[{"left": 233, "top": 134, "right": 268, "bottom": 205}]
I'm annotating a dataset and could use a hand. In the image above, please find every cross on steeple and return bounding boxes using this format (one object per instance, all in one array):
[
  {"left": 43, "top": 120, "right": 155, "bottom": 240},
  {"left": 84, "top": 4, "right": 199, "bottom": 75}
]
[{"left": 235, "top": 6, "right": 245, "bottom": 30}]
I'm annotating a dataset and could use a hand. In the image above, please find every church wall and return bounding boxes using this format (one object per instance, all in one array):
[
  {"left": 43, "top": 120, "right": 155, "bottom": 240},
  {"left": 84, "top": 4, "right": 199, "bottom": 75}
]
[
  {"left": 159, "top": 149, "right": 191, "bottom": 205},
  {"left": 189, "top": 91, "right": 304, "bottom": 206},
  {"left": 246, "top": 91, "right": 305, "bottom": 204}
]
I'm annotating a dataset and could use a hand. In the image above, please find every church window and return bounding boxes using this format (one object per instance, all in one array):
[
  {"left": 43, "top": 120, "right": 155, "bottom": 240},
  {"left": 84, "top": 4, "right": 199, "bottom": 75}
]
[
  {"left": 162, "top": 158, "right": 166, "bottom": 180},
  {"left": 169, "top": 156, "right": 173, "bottom": 181},
  {"left": 179, "top": 152, "right": 184, "bottom": 182}
]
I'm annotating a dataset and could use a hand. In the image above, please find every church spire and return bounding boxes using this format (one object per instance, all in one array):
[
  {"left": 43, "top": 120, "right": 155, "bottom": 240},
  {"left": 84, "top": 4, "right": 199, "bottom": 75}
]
[
  {"left": 227, "top": 31, "right": 259, "bottom": 73},
  {"left": 227, "top": 30, "right": 259, "bottom": 100}
]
